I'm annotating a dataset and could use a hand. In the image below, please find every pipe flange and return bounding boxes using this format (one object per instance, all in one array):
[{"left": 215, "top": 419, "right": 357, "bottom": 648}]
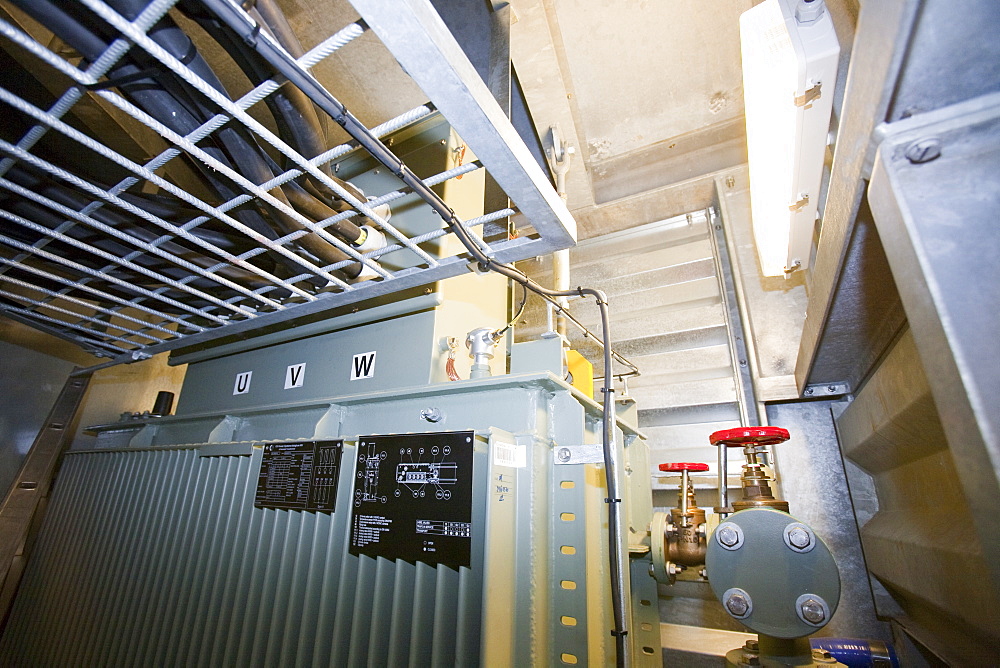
[
  {"left": 783, "top": 522, "right": 816, "bottom": 553},
  {"left": 715, "top": 521, "right": 744, "bottom": 551}
]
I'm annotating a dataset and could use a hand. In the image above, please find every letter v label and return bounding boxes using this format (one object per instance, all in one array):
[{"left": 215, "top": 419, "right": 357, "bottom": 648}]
[{"left": 285, "top": 363, "right": 306, "bottom": 389}]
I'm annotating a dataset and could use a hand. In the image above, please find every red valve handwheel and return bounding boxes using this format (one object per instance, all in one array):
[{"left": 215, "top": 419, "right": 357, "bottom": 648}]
[
  {"left": 709, "top": 426, "right": 790, "bottom": 447},
  {"left": 658, "top": 462, "right": 710, "bottom": 472}
]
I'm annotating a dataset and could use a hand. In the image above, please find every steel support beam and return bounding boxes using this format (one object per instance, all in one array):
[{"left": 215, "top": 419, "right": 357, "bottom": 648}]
[
  {"left": 0, "top": 371, "right": 91, "bottom": 624},
  {"left": 349, "top": 0, "right": 576, "bottom": 248},
  {"left": 794, "top": 0, "right": 921, "bottom": 391},
  {"left": 867, "top": 92, "right": 1000, "bottom": 589}
]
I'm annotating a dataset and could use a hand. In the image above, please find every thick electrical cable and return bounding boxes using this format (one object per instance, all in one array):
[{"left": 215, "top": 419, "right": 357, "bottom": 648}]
[{"left": 493, "top": 281, "right": 527, "bottom": 339}]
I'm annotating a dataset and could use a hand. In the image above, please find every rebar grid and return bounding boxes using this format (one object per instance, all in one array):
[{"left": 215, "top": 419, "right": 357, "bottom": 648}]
[{"left": 0, "top": 0, "right": 560, "bottom": 362}]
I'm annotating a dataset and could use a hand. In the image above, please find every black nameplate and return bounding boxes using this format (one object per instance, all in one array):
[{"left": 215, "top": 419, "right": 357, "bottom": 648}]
[
  {"left": 255, "top": 440, "right": 343, "bottom": 511},
  {"left": 349, "top": 431, "right": 474, "bottom": 569}
]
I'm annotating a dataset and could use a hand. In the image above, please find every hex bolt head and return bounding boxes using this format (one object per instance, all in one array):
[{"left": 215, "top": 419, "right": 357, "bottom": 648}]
[
  {"left": 800, "top": 598, "right": 826, "bottom": 624},
  {"left": 904, "top": 138, "right": 942, "bottom": 164},
  {"left": 725, "top": 590, "right": 751, "bottom": 618},
  {"left": 788, "top": 527, "right": 811, "bottom": 548},
  {"left": 718, "top": 526, "right": 739, "bottom": 547},
  {"left": 783, "top": 522, "right": 816, "bottom": 552},
  {"left": 557, "top": 447, "right": 572, "bottom": 463},
  {"left": 419, "top": 407, "right": 443, "bottom": 423}
]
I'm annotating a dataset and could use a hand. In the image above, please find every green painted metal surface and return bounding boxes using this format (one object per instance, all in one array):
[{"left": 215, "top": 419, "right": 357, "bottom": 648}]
[{"left": 2, "top": 371, "right": 660, "bottom": 666}]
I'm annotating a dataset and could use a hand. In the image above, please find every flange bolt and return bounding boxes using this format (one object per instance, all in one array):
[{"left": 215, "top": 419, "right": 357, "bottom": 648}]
[
  {"left": 788, "top": 527, "right": 810, "bottom": 548},
  {"left": 800, "top": 598, "right": 827, "bottom": 624},
  {"left": 783, "top": 522, "right": 816, "bottom": 552},
  {"left": 718, "top": 526, "right": 739, "bottom": 547},
  {"left": 715, "top": 522, "right": 744, "bottom": 550},
  {"left": 723, "top": 588, "right": 753, "bottom": 619}
]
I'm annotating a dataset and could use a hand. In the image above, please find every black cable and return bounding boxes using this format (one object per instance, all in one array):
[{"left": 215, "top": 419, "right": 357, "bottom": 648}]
[{"left": 493, "top": 281, "right": 527, "bottom": 339}]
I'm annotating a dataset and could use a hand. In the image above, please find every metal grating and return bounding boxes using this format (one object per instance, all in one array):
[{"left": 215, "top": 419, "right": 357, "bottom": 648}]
[
  {"left": 0, "top": 0, "right": 574, "bottom": 363},
  {"left": 0, "top": 447, "right": 483, "bottom": 665}
]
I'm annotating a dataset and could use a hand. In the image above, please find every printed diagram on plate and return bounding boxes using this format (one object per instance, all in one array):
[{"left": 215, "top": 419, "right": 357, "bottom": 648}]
[
  {"left": 356, "top": 442, "right": 388, "bottom": 505},
  {"left": 395, "top": 444, "right": 458, "bottom": 501},
  {"left": 348, "top": 431, "right": 474, "bottom": 569},
  {"left": 355, "top": 440, "right": 459, "bottom": 505}
]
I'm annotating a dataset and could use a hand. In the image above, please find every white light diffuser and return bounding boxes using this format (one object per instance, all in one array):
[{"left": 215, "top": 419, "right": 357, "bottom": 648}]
[{"left": 740, "top": 0, "right": 840, "bottom": 276}]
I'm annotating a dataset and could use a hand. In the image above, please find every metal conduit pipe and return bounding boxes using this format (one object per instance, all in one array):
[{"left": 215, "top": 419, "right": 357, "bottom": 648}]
[{"left": 552, "top": 248, "right": 571, "bottom": 337}]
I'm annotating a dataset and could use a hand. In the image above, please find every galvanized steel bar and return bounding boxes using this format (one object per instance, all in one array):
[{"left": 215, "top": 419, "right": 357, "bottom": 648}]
[
  {"left": 0, "top": 287, "right": 162, "bottom": 343},
  {"left": 0, "top": 273, "right": 176, "bottom": 338},
  {"left": 79, "top": 0, "right": 439, "bottom": 269},
  {"left": 0, "top": 0, "right": 178, "bottom": 180},
  {"left": 0, "top": 205, "right": 248, "bottom": 319},
  {"left": 0, "top": 230, "right": 222, "bottom": 325},
  {"left": 92, "top": 89, "right": 390, "bottom": 279},
  {"left": 0, "top": 177, "right": 284, "bottom": 311},
  {"left": 0, "top": 256, "right": 201, "bottom": 333},
  {"left": 0, "top": 0, "right": 179, "bottom": 274},
  {"left": 0, "top": 93, "right": 344, "bottom": 291}
]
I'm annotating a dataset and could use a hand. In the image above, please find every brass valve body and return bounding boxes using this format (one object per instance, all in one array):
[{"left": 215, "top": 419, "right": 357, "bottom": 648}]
[{"left": 667, "top": 506, "right": 707, "bottom": 567}]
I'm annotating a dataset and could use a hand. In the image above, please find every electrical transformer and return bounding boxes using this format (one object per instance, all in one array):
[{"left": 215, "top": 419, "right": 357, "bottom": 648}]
[{"left": 0, "top": 309, "right": 661, "bottom": 666}]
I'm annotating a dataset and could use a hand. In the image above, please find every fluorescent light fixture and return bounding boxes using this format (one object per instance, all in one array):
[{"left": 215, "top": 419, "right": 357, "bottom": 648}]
[{"left": 740, "top": 0, "right": 839, "bottom": 276}]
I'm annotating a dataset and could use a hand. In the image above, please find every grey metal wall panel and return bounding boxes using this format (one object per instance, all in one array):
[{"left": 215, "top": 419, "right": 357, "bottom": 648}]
[{"left": 0, "top": 447, "right": 481, "bottom": 667}]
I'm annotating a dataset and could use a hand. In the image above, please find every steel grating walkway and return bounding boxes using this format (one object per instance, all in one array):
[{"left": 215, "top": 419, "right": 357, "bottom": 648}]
[{"left": 0, "top": 0, "right": 574, "bottom": 363}]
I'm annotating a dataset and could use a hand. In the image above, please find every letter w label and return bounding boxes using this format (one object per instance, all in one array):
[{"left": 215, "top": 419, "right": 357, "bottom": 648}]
[
  {"left": 233, "top": 371, "right": 252, "bottom": 395},
  {"left": 350, "top": 351, "right": 376, "bottom": 380},
  {"left": 285, "top": 363, "right": 306, "bottom": 389}
]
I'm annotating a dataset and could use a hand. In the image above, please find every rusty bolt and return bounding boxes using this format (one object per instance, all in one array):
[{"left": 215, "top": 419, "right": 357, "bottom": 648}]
[
  {"left": 800, "top": 598, "right": 826, "bottom": 624},
  {"left": 744, "top": 639, "right": 759, "bottom": 652}
]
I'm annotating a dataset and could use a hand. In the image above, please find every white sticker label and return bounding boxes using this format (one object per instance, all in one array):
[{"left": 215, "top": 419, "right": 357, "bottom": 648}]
[
  {"left": 350, "top": 351, "right": 376, "bottom": 380},
  {"left": 493, "top": 441, "right": 526, "bottom": 468},
  {"left": 284, "top": 363, "right": 306, "bottom": 389},
  {"left": 232, "top": 371, "right": 252, "bottom": 395}
]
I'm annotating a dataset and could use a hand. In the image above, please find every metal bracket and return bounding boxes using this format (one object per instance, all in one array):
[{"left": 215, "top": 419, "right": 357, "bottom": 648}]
[
  {"left": 788, "top": 194, "right": 810, "bottom": 212},
  {"left": 794, "top": 83, "right": 823, "bottom": 108},
  {"left": 802, "top": 381, "right": 850, "bottom": 397},
  {"left": 553, "top": 444, "right": 604, "bottom": 465}
]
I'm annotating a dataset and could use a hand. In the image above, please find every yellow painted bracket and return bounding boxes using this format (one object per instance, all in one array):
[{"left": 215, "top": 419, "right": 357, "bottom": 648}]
[{"left": 566, "top": 349, "right": 594, "bottom": 399}]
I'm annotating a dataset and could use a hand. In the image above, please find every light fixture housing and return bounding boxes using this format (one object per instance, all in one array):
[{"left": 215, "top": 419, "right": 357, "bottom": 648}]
[{"left": 740, "top": 0, "right": 840, "bottom": 277}]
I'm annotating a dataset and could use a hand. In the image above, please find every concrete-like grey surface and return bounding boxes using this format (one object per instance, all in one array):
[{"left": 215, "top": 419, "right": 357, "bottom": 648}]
[{"left": 0, "top": 340, "right": 75, "bottom": 497}]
